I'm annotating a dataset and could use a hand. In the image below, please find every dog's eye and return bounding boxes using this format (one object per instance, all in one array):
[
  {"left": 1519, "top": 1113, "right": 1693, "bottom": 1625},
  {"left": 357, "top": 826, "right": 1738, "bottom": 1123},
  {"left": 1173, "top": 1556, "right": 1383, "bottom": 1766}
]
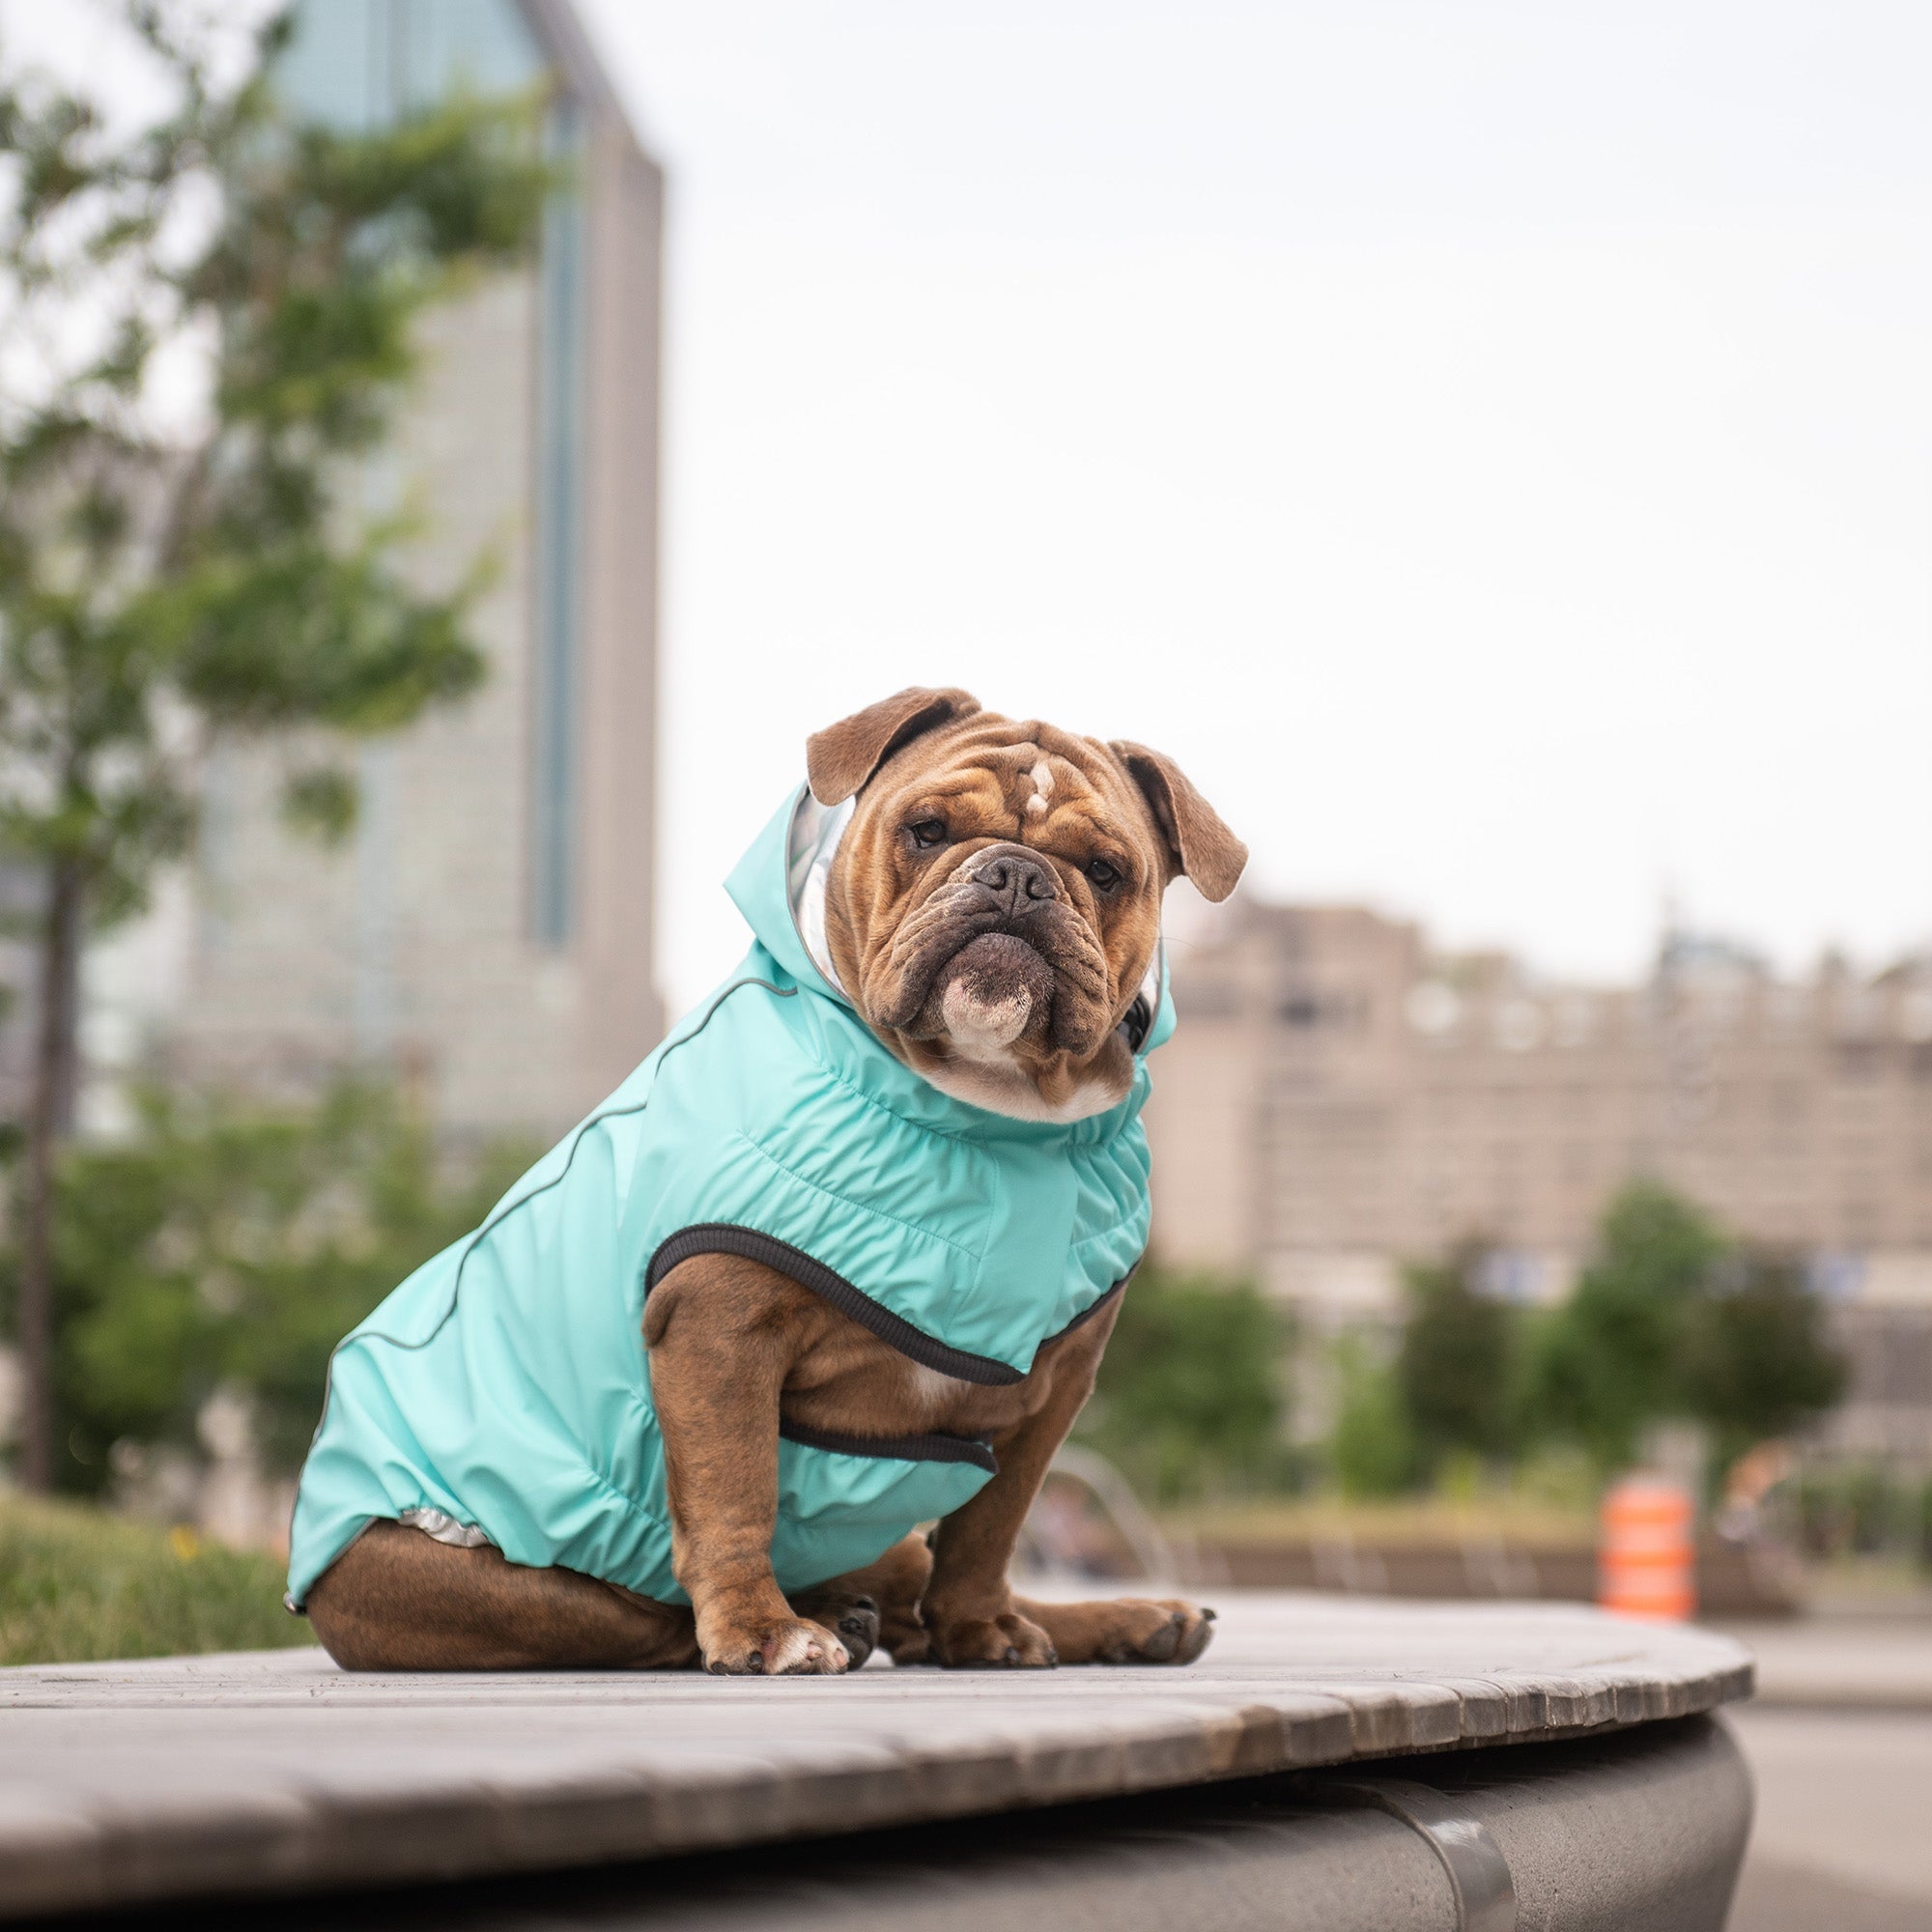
[
  {"left": 909, "top": 819, "right": 949, "bottom": 850},
  {"left": 1085, "top": 857, "right": 1122, "bottom": 893}
]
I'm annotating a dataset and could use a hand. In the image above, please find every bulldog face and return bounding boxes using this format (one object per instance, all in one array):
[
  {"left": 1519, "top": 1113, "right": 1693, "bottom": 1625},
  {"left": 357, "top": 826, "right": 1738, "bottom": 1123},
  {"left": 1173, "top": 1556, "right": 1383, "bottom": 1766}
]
[{"left": 806, "top": 689, "right": 1247, "bottom": 1121}]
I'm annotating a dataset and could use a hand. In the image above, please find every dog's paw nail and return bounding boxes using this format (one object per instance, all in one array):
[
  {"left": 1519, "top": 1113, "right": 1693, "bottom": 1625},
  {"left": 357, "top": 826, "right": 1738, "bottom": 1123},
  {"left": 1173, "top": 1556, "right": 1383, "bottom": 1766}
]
[
  {"left": 746, "top": 1650, "right": 766, "bottom": 1673},
  {"left": 1203, "top": 1607, "right": 1217, "bottom": 1622},
  {"left": 1045, "top": 1645, "right": 1060, "bottom": 1666}
]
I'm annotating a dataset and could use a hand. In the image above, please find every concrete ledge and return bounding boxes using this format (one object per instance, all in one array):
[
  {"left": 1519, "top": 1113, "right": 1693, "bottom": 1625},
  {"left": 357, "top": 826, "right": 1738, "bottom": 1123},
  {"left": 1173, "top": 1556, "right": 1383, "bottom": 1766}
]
[
  {"left": 0, "top": 1593, "right": 1751, "bottom": 1918},
  {"left": 266, "top": 1716, "right": 1750, "bottom": 1932}
]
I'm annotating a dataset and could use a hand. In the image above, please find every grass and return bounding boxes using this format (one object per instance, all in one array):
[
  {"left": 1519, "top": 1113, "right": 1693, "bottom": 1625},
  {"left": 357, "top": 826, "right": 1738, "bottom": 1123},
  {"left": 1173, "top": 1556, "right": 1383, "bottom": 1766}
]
[
  {"left": 1161, "top": 1493, "right": 1600, "bottom": 1550},
  {"left": 0, "top": 1493, "right": 317, "bottom": 1666}
]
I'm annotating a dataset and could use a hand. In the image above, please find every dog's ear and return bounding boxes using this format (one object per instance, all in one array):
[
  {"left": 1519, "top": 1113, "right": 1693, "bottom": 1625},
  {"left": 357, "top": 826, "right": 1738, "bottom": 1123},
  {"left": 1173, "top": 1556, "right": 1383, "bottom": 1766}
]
[
  {"left": 807, "top": 687, "right": 981, "bottom": 804},
  {"left": 1110, "top": 741, "right": 1248, "bottom": 902}
]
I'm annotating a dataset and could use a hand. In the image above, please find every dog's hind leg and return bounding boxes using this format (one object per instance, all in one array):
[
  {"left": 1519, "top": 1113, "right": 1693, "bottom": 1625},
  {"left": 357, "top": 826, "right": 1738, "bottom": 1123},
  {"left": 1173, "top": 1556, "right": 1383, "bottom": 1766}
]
[
  {"left": 305, "top": 1520, "right": 699, "bottom": 1671},
  {"left": 789, "top": 1531, "right": 935, "bottom": 1667},
  {"left": 784, "top": 1583, "right": 881, "bottom": 1666},
  {"left": 1010, "top": 1594, "right": 1215, "bottom": 1666}
]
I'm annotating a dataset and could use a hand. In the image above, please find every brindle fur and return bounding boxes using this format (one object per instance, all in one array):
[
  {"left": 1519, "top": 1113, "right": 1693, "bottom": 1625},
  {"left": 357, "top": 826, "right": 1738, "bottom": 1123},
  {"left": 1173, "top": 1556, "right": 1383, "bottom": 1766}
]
[{"left": 305, "top": 692, "right": 1243, "bottom": 1675}]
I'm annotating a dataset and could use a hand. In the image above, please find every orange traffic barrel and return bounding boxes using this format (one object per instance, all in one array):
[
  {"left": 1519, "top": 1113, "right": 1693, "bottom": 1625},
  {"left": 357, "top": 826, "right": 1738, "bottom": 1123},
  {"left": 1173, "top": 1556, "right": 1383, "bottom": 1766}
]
[{"left": 1598, "top": 1475, "right": 1696, "bottom": 1621}]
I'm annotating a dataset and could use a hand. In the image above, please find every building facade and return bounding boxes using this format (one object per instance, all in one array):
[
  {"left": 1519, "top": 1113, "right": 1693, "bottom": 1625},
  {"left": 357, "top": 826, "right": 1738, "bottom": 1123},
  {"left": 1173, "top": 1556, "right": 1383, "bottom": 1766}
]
[
  {"left": 153, "top": 0, "right": 665, "bottom": 1137},
  {"left": 1147, "top": 900, "right": 1932, "bottom": 1457}
]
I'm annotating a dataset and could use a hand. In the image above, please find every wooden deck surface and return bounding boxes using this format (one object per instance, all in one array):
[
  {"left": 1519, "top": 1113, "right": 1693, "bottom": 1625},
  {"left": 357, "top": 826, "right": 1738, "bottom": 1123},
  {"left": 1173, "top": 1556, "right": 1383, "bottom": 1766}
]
[{"left": 0, "top": 1591, "right": 1751, "bottom": 1918}]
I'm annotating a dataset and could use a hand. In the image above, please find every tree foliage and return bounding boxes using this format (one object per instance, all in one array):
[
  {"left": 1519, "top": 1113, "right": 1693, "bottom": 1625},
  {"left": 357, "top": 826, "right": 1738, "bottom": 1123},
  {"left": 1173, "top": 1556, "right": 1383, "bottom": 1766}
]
[
  {"left": 1522, "top": 1182, "right": 1727, "bottom": 1469},
  {"left": 0, "top": 4, "right": 552, "bottom": 1485},
  {"left": 1396, "top": 1245, "right": 1524, "bottom": 1463},
  {"left": 1338, "top": 1184, "right": 1851, "bottom": 1494},
  {"left": 1523, "top": 1181, "right": 1844, "bottom": 1476},
  {"left": 0, "top": 1081, "right": 533, "bottom": 1493},
  {"left": 1680, "top": 1255, "right": 1847, "bottom": 1468},
  {"left": 1329, "top": 1337, "right": 1419, "bottom": 1499},
  {"left": 0, "top": 6, "right": 549, "bottom": 893},
  {"left": 1076, "top": 1264, "right": 1289, "bottom": 1503}
]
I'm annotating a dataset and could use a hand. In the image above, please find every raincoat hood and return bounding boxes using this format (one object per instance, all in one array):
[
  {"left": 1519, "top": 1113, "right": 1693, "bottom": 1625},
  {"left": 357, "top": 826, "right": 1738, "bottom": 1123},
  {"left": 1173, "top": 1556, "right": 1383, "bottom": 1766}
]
[{"left": 287, "top": 786, "right": 1175, "bottom": 1612}]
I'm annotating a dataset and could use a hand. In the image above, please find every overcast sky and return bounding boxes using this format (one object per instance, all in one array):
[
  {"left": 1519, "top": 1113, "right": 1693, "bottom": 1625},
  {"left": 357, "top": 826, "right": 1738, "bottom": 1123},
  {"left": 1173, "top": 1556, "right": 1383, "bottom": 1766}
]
[
  {"left": 8, "top": 3, "right": 1929, "bottom": 1012},
  {"left": 570, "top": 0, "right": 1932, "bottom": 1011}
]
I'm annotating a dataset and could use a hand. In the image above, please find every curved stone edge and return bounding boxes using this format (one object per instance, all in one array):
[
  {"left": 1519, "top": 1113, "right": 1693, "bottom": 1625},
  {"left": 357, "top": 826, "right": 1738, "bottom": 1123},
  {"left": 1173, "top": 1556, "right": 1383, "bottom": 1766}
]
[{"left": 0, "top": 1643, "right": 1754, "bottom": 1918}]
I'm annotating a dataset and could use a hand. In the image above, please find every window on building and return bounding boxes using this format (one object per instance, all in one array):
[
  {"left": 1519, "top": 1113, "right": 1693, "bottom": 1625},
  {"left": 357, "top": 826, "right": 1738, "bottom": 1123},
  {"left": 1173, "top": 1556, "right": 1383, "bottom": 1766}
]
[{"left": 279, "top": 0, "right": 543, "bottom": 133}]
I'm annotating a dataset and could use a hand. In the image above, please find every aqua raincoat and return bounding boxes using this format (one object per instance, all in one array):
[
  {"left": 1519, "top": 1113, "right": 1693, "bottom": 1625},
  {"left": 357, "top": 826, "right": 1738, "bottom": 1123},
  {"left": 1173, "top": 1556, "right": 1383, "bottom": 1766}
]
[{"left": 285, "top": 785, "right": 1174, "bottom": 1609}]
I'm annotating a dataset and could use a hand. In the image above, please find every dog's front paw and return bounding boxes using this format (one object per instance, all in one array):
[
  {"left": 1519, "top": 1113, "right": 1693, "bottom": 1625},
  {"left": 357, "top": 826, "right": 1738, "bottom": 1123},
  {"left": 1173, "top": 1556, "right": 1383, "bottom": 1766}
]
[
  {"left": 928, "top": 1608, "right": 1058, "bottom": 1669},
  {"left": 700, "top": 1613, "right": 849, "bottom": 1675}
]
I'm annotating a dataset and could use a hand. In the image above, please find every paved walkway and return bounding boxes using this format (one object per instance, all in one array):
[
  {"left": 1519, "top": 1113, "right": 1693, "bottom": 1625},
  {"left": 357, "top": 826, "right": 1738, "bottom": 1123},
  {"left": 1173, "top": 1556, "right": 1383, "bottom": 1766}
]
[
  {"left": 1710, "top": 1617, "right": 1932, "bottom": 1930},
  {"left": 1719, "top": 1616, "right": 1932, "bottom": 1709},
  {"left": 0, "top": 1593, "right": 1747, "bottom": 1918},
  {"left": 1730, "top": 1707, "right": 1932, "bottom": 1931}
]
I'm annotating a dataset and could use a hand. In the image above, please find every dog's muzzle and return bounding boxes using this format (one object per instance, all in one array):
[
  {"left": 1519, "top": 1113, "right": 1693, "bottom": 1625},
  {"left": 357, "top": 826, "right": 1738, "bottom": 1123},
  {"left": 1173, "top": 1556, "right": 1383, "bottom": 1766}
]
[{"left": 782, "top": 783, "right": 1164, "bottom": 1051}]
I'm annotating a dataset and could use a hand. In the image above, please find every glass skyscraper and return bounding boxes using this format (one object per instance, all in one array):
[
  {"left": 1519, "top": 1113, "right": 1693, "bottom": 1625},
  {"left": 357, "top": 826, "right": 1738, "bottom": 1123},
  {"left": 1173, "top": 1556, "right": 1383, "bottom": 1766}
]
[{"left": 164, "top": 0, "right": 665, "bottom": 1134}]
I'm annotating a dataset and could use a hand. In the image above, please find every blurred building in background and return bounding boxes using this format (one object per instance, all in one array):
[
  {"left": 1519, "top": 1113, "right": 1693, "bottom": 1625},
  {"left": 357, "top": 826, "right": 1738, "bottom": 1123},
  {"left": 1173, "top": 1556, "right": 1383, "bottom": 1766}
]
[
  {"left": 1148, "top": 900, "right": 1932, "bottom": 1457},
  {"left": 128, "top": 0, "right": 665, "bottom": 1139}
]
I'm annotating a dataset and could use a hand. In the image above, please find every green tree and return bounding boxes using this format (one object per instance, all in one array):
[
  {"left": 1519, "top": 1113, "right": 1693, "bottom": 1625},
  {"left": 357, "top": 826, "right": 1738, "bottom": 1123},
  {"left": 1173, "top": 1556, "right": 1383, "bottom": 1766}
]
[
  {"left": 1522, "top": 1180, "right": 1855, "bottom": 1476},
  {"left": 1681, "top": 1254, "right": 1847, "bottom": 1473},
  {"left": 0, "top": 7, "right": 550, "bottom": 1485},
  {"left": 1076, "top": 1264, "right": 1288, "bottom": 1503},
  {"left": 1329, "top": 1337, "right": 1419, "bottom": 1498},
  {"left": 1396, "top": 1246, "right": 1524, "bottom": 1466},
  {"left": 1, "top": 1080, "right": 533, "bottom": 1492},
  {"left": 1526, "top": 1183, "right": 1723, "bottom": 1468}
]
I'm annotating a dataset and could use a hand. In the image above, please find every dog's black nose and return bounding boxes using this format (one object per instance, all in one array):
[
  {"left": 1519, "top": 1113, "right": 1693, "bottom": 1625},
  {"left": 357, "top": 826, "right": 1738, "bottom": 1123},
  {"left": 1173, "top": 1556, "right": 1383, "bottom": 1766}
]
[{"left": 973, "top": 848, "right": 1058, "bottom": 916}]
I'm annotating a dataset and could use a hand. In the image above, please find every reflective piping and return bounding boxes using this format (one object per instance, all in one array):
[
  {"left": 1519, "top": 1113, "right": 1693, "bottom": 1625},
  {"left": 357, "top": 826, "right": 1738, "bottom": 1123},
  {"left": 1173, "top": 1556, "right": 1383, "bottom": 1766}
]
[
  {"left": 284, "top": 977, "right": 796, "bottom": 1605},
  {"left": 1321, "top": 1779, "right": 1517, "bottom": 1932},
  {"left": 646, "top": 1224, "right": 1025, "bottom": 1385},
  {"left": 398, "top": 1506, "right": 495, "bottom": 1551},
  {"left": 648, "top": 1224, "right": 1134, "bottom": 1386},
  {"left": 779, "top": 1418, "right": 997, "bottom": 1474},
  {"left": 1041, "top": 1269, "right": 1132, "bottom": 1345}
]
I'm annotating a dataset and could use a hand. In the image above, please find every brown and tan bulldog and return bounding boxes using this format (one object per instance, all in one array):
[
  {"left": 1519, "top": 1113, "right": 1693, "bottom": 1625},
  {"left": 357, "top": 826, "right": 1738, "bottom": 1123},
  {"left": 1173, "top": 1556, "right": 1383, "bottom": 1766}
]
[{"left": 307, "top": 689, "right": 1246, "bottom": 1675}]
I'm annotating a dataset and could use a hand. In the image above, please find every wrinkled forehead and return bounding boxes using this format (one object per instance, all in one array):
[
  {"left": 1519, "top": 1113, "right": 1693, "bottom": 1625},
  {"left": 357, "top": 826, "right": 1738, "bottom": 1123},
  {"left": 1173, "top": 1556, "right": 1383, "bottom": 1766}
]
[{"left": 864, "top": 716, "right": 1147, "bottom": 835}]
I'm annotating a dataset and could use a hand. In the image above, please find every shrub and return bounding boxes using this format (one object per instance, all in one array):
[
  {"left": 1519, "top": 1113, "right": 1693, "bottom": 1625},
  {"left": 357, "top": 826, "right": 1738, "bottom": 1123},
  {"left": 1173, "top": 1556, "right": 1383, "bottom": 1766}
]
[
  {"left": 1524, "top": 1183, "right": 1726, "bottom": 1470},
  {"left": 1329, "top": 1339, "right": 1419, "bottom": 1498},
  {"left": 1077, "top": 1264, "right": 1289, "bottom": 1503},
  {"left": 2, "top": 1080, "right": 533, "bottom": 1492},
  {"left": 1681, "top": 1256, "right": 1847, "bottom": 1470},
  {"left": 1397, "top": 1246, "right": 1525, "bottom": 1465},
  {"left": 0, "top": 1494, "right": 313, "bottom": 1664}
]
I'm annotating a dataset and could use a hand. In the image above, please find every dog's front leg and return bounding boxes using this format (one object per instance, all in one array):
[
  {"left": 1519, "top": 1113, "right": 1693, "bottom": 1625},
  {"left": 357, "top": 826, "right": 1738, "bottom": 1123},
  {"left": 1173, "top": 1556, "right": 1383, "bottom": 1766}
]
[
  {"left": 920, "top": 1318, "right": 1114, "bottom": 1668},
  {"left": 921, "top": 1306, "right": 1217, "bottom": 1669},
  {"left": 645, "top": 1255, "right": 851, "bottom": 1675},
  {"left": 923, "top": 1426, "right": 1063, "bottom": 1667}
]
